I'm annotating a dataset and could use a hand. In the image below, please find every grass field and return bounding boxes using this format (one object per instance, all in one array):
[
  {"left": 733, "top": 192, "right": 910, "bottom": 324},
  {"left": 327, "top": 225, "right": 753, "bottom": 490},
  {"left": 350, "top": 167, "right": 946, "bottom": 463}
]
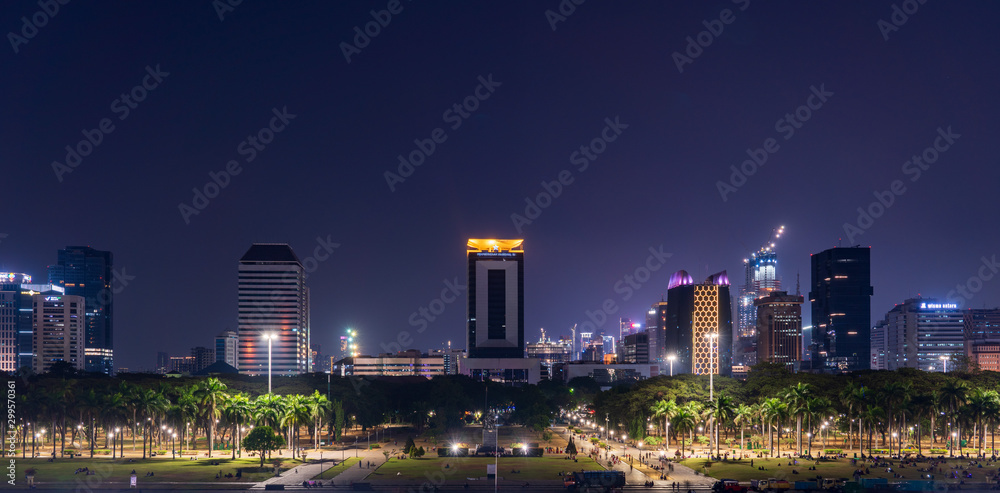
[
  {"left": 17, "top": 456, "right": 303, "bottom": 484},
  {"left": 680, "top": 457, "right": 993, "bottom": 483},
  {"left": 370, "top": 456, "right": 604, "bottom": 482},
  {"left": 312, "top": 457, "right": 361, "bottom": 479}
]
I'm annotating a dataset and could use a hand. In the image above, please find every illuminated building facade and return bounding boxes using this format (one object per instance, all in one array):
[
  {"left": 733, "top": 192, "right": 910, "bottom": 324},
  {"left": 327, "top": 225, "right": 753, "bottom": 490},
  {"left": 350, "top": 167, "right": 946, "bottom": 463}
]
[
  {"left": 237, "top": 243, "right": 311, "bottom": 376},
  {"left": 32, "top": 293, "right": 86, "bottom": 373},
  {"left": 809, "top": 246, "right": 873, "bottom": 372},
  {"left": 963, "top": 308, "right": 1000, "bottom": 371},
  {"left": 466, "top": 239, "right": 524, "bottom": 359},
  {"left": 871, "top": 319, "right": 888, "bottom": 370},
  {"left": 665, "top": 270, "right": 733, "bottom": 376},
  {"left": 754, "top": 291, "right": 803, "bottom": 369},
  {"left": 0, "top": 273, "right": 33, "bottom": 372},
  {"left": 883, "top": 298, "right": 963, "bottom": 372},
  {"left": 47, "top": 246, "right": 114, "bottom": 375},
  {"left": 526, "top": 339, "right": 572, "bottom": 379},
  {"left": 647, "top": 301, "right": 668, "bottom": 365},
  {"left": 215, "top": 329, "right": 238, "bottom": 369}
]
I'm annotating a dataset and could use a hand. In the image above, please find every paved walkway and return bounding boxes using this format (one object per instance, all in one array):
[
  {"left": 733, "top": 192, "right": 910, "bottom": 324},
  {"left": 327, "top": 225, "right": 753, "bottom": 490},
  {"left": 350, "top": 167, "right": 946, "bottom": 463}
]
[{"left": 251, "top": 448, "right": 387, "bottom": 489}]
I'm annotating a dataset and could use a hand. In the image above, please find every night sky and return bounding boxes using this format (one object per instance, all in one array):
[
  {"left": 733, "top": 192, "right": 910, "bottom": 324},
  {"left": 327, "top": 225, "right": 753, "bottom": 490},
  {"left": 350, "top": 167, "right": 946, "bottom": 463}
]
[{"left": 3, "top": 1, "right": 1000, "bottom": 371}]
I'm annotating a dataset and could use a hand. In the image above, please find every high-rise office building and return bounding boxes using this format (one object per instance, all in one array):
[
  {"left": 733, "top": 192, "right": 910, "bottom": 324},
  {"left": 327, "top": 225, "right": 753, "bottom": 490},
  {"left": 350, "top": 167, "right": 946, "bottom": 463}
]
[
  {"left": 47, "top": 246, "right": 114, "bottom": 374},
  {"left": 883, "top": 299, "right": 963, "bottom": 372},
  {"left": 871, "top": 319, "right": 888, "bottom": 370},
  {"left": 647, "top": 300, "right": 669, "bottom": 365},
  {"left": 809, "top": 246, "right": 873, "bottom": 372},
  {"left": 0, "top": 273, "right": 32, "bottom": 372},
  {"left": 964, "top": 308, "right": 1000, "bottom": 371},
  {"left": 735, "top": 226, "right": 785, "bottom": 367},
  {"left": 619, "top": 331, "right": 650, "bottom": 364},
  {"left": 191, "top": 346, "right": 216, "bottom": 373},
  {"left": 466, "top": 239, "right": 524, "bottom": 359},
  {"left": 237, "top": 243, "right": 311, "bottom": 376},
  {"left": 754, "top": 291, "right": 802, "bottom": 369},
  {"left": 155, "top": 351, "right": 169, "bottom": 374},
  {"left": 215, "top": 330, "right": 238, "bottom": 369},
  {"left": 2, "top": 277, "right": 65, "bottom": 371},
  {"left": 32, "top": 293, "right": 86, "bottom": 373},
  {"left": 665, "top": 270, "right": 733, "bottom": 376},
  {"left": 526, "top": 339, "right": 572, "bottom": 379}
]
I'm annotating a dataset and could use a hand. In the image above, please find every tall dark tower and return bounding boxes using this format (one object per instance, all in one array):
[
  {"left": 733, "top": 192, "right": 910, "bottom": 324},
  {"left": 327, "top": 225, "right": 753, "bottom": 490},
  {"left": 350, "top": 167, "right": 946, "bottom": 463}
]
[
  {"left": 809, "top": 246, "right": 873, "bottom": 372},
  {"left": 47, "top": 246, "right": 114, "bottom": 375},
  {"left": 467, "top": 239, "right": 524, "bottom": 359},
  {"left": 665, "top": 270, "right": 733, "bottom": 375}
]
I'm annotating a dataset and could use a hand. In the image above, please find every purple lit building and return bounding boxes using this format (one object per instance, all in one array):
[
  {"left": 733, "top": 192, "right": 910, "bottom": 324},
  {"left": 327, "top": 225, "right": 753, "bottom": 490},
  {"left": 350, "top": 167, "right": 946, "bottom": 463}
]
[{"left": 664, "top": 270, "right": 733, "bottom": 376}]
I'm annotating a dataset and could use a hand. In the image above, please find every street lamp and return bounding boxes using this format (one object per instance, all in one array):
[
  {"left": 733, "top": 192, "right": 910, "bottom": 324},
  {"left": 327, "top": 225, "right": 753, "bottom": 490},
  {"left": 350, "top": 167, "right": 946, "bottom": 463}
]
[
  {"left": 263, "top": 332, "right": 278, "bottom": 393},
  {"left": 705, "top": 333, "right": 718, "bottom": 400},
  {"left": 951, "top": 432, "right": 957, "bottom": 457},
  {"left": 667, "top": 354, "right": 676, "bottom": 377},
  {"left": 940, "top": 355, "right": 949, "bottom": 373}
]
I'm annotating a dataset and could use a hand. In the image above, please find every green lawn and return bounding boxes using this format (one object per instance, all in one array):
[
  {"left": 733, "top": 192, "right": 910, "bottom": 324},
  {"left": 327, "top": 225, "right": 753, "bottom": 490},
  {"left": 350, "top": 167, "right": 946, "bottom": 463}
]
[
  {"left": 313, "top": 457, "right": 361, "bottom": 479},
  {"left": 370, "top": 456, "right": 603, "bottom": 482},
  {"left": 18, "top": 456, "right": 303, "bottom": 484},
  {"left": 681, "top": 457, "right": 984, "bottom": 483}
]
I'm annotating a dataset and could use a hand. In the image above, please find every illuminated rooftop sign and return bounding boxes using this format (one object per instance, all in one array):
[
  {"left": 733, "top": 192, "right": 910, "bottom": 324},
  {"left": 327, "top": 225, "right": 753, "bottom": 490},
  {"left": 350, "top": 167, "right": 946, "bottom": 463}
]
[
  {"left": 0, "top": 272, "right": 31, "bottom": 283},
  {"left": 467, "top": 239, "right": 524, "bottom": 253},
  {"left": 920, "top": 302, "right": 958, "bottom": 310}
]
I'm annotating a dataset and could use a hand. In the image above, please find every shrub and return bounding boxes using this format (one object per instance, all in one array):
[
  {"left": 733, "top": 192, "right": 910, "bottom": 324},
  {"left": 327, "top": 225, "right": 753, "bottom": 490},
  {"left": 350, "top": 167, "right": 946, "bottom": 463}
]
[
  {"left": 369, "top": 443, "right": 380, "bottom": 449},
  {"left": 823, "top": 449, "right": 842, "bottom": 455}
]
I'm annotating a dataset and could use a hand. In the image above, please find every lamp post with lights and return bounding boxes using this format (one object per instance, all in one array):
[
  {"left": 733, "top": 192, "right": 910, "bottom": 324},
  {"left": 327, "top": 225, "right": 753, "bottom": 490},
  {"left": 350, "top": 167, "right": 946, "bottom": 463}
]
[
  {"left": 667, "top": 354, "right": 676, "bottom": 377},
  {"left": 263, "top": 332, "right": 277, "bottom": 394}
]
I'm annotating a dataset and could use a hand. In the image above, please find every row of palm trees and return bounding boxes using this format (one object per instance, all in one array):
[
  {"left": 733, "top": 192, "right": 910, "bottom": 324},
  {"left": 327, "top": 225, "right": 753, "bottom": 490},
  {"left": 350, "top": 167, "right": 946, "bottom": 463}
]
[
  {"left": 643, "top": 380, "right": 1000, "bottom": 458},
  {"left": 13, "top": 378, "right": 342, "bottom": 460}
]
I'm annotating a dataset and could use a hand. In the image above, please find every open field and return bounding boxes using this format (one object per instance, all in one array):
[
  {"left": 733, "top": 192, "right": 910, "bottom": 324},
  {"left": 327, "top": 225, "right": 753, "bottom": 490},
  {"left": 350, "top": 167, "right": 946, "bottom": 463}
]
[
  {"left": 15, "top": 456, "right": 303, "bottom": 484},
  {"left": 313, "top": 457, "right": 361, "bottom": 479},
  {"left": 369, "top": 456, "right": 604, "bottom": 482},
  {"left": 681, "top": 457, "right": 999, "bottom": 483}
]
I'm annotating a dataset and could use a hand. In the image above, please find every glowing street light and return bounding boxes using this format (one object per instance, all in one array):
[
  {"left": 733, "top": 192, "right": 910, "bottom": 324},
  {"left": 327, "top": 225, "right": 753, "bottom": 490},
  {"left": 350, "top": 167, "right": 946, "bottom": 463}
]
[
  {"left": 667, "top": 354, "right": 676, "bottom": 377},
  {"left": 263, "top": 332, "right": 278, "bottom": 393}
]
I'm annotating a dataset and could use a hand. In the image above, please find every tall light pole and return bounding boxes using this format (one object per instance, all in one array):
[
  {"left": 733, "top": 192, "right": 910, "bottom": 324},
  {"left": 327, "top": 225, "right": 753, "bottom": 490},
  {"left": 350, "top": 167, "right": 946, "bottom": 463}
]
[
  {"left": 667, "top": 354, "right": 676, "bottom": 377},
  {"left": 940, "top": 355, "right": 948, "bottom": 373},
  {"left": 263, "top": 332, "right": 277, "bottom": 394},
  {"left": 706, "top": 333, "right": 718, "bottom": 400}
]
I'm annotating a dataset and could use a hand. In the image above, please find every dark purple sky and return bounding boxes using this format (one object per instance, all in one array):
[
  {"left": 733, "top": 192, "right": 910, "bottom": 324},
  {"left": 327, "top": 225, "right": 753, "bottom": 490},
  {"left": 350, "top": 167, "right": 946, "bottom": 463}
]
[{"left": 3, "top": 1, "right": 999, "bottom": 371}]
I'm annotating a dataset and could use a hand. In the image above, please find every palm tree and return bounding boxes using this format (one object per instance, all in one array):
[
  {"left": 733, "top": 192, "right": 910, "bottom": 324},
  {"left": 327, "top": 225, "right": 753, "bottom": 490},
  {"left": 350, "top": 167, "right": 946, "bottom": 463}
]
[
  {"left": 254, "top": 393, "right": 285, "bottom": 429},
  {"left": 649, "top": 399, "right": 677, "bottom": 450},
  {"left": 802, "top": 396, "right": 832, "bottom": 456},
  {"left": 734, "top": 404, "right": 753, "bottom": 458},
  {"left": 282, "top": 394, "right": 310, "bottom": 457},
  {"left": 137, "top": 388, "right": 168, "bottom": 459},
  {"left": 710, "top": 395, "right": 735, "bottom": 458},
  {"left": 784, "top": 382, "right": 812, "bottom": 454},
  {"left": 306, "top": 391, "right": 331, "bottom": 449},
  {"left": 965, "top": 388, "right": 992, "bottom": 457},
  {"left": 908, "top": 392, "right": 935, "bottom": 456},
  {"left": 762, "top": 398, "right": 787, "bottom": 457},
  {"left": 223, "top": 393, "right": 252, "bottom": 459},
  {"left": 76, "top": 389, "right": 103, "bottom": 458},
  {"left": 194, "top": 378, "right": 229, "bottom": 458},
  {"left": 671, "top": 407, "right": 695, "bottom": 458},
  {"left": 939, "top": 379, "right": 969, "bottom": 453},
  {"left": 860, "top": 404, "right": 884, "bottom": 456}
]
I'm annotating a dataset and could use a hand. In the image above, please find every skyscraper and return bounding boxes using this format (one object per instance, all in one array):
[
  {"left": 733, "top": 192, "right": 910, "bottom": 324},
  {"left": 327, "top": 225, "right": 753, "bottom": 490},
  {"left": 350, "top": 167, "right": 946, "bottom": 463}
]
[
  {"left": 809, "top": 246, "right": 873, "bottom": 372},
  {"left": 665, "top": 270, "right": 733, "bottom": 375},
  {"left": 0, "top": 272, "right": 33, "bottom": 372},
  {"left": 754, "top": 291, "right": 803, "bottom": 369},
  {"left": 964, "top": 308, "right": 1000, "bottom": 371},
  {"left": 466, "top": 239, "right": 524, "bottom": 359},
  {"left": 238, "top": 243, "right": 311, "bottom": 376},
  {"left": 735, "top": 226, "right": 785, "bottom": 367},
  {"left": 647, "top": 300, "right": 668, "bottom": 365},
  {"left": 32, "top": 293, "right": 86, "bottom": 373},
  {"left": 215, "top": 329, "right": 238, "bottom": 369},
  {"left": 47, "top": 246, "right": 114, "bottom": 374},
  {"left": 883, "top": 298, "right": 963, "bottom": 371}
]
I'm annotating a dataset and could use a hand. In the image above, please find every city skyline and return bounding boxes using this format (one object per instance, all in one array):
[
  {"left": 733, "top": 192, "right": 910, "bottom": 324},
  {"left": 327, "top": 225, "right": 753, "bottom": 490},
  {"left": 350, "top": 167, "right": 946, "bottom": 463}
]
[{"left": 3, "top": 2, "right": 1000, "bottom": 371}]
